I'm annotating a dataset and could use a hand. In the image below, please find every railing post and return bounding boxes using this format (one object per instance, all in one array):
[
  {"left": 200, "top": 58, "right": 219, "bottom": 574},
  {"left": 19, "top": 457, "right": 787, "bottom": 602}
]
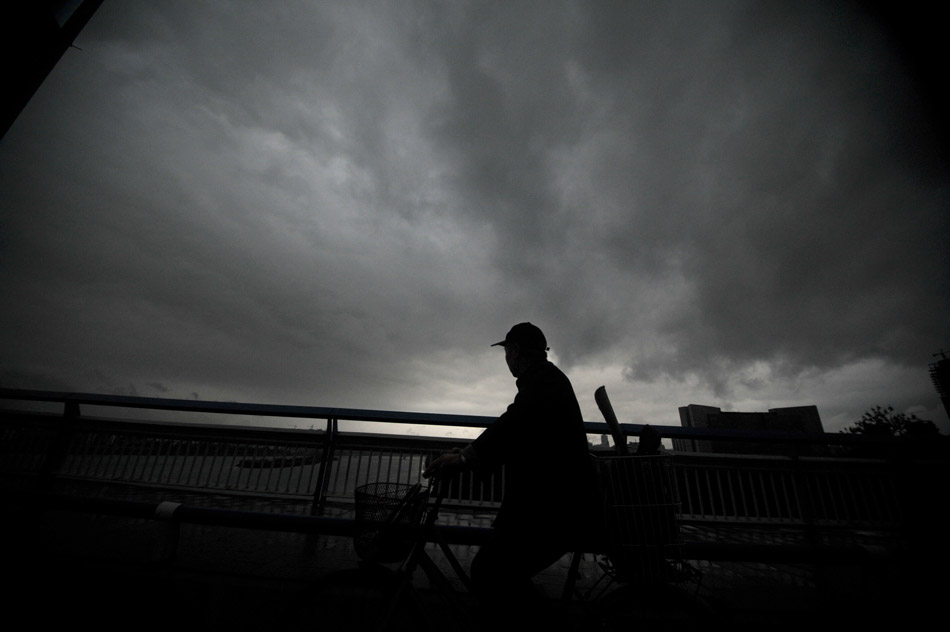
[
  {"left": 311, "top": 418, "right": 337, "bottom": 515},
  {"left": 39, "top": 395, "right": 80, "bottom": 487},
  {"left": 789, "top": 451, "right": 819, "bottom": 543}
]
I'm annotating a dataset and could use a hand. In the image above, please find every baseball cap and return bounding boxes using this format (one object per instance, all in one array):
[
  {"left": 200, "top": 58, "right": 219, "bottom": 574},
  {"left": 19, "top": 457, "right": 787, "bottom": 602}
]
[{"left": 491, "top": 322, "right": 549, "bottom": 352}]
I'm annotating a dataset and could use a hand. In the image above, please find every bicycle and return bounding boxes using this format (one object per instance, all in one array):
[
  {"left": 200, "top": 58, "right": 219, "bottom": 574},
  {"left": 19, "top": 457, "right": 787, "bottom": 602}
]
[
  {"left": 278, "top": 476, "right": 482, "bottom": 632},
  {"left": 279, "top": 457, "right": 715, "bottom": 632}
]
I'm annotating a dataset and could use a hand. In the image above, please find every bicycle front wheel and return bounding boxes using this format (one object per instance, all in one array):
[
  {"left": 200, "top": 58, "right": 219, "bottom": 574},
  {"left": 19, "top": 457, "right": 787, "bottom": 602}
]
[{"left": 279, "top": 566, "right": 423, "bottom": 632}]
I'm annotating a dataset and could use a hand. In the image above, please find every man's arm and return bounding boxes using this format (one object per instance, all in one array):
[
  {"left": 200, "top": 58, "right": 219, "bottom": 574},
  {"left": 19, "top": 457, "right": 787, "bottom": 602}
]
[{"left": 424, "top": 370, "right": 541, "bottom": 478}]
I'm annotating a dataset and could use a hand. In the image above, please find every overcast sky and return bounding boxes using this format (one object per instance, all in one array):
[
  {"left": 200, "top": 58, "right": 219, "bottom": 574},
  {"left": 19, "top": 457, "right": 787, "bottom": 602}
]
[{"left": 1, "top": 1, "right": 947, "bottom": 436}]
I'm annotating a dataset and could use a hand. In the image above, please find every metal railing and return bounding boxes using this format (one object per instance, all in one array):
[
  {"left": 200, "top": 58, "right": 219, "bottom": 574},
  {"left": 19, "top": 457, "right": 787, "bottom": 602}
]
[
  {"left": 0, "top": 390, "right": 500, "bottom": 512},
  {"left": 2, "top": 388, "right": 944, "bottom": 534},
  {"left": 673, "top": 452, "right": 905, "bottom": 528}
]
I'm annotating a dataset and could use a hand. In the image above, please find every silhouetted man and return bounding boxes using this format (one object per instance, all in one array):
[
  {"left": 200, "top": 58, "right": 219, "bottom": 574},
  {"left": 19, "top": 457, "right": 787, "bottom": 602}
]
[{"left": 424, "top": 322, "right": 597, "bottom": 623}]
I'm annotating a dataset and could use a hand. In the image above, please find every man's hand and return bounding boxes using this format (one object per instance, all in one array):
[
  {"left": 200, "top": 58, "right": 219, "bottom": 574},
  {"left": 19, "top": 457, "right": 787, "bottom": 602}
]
[{"left": 423, "top": 449, "right": 465, "bottom": 479}]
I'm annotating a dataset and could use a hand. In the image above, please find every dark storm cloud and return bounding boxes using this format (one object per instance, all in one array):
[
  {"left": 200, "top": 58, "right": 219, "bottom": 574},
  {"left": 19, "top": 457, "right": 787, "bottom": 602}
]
[
  {"left": 1, "top": 1, "right": 946, "bottom": 429},
  {"left": 424, "top": 1, "right": 948, "bottom": 393}
]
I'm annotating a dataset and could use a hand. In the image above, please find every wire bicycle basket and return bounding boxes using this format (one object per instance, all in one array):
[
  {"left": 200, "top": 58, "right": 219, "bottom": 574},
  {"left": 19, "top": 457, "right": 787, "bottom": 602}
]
[
  {"left": 353, "top": 482, "right": 429, "bottom": 564},
  {"left": 593, "top": 454, "right": 686, "bottom": 586}
]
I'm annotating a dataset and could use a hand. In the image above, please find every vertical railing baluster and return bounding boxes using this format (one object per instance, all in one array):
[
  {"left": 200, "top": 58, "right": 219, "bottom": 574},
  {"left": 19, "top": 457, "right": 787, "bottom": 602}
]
[
  {"left": 183, "top": 438, "right": 198, "bottom": 487},
  {"left": 713, "top": 467, "right": 726, "bottom": 520},
  {"left": 159, "top": 435, "right": 174, "bottom": 483},
  {"left": 142, "top": 433, "right": 160, "bottom": 483},
  {"left": 343, "top": 448, "right": 355, "bottom": 493},
  {"left": 220, "top": 440, "right": 234, "bottom": 489},
  {"left": 701, "top": 468, "right": 713, "bottom": 518},
  {"left": 69, "top": 430, "right": 87, "bottom": 477},
  {"left": 262, "top": 441, "right": 274, "bottom": 491},
  {"left": 252, "top": 441, "right": 264, "bottom": 491},
  {"left": 864, "top": 470, "right": 884, "bottom": 524},
  {"left": 835, "top": 471, "right": 849, "bottom": 523},
  {"left": 726, "top": 467, "right": 739, "bottom": 520},
  {"left": 748, "top": 467, "right": 760, "bottom": 521},
  {"left": 759, "top": 467, "right": 770, "bottom": 521},
  {"left": 767, "top": 467, "right": 781, "bottom": 522},
  {"left": 778, "top": 471, "right": 793, "bottom": 523},
  {"left": 311, "top": 418, "right": 336, "bottom": 514},
  {"left": 236, "top": 440, "right": 251, "bottom": 490},
  {"left": 89, "top": 430, "right": 105, "bottom": 479},
  {"left": 279, "top": 441, "right": 292, "bottom": 494},
  {"left": 211, "top": 440, "right": 227, "bottom": 489},
  {"left": 154, "top": 435, "right": 172, "bottom": 483},
  {"left": 692, "top": 468, "right": 705, "bottom": 519},
  {"left": 114, "top": 432, "right": 130, "bottom": 481},
  {"left": 262, "top": 441, "right": 273, "bottom": 492},
  {"left": 308, "top": 437, "right": 322, "bottom": 497}
]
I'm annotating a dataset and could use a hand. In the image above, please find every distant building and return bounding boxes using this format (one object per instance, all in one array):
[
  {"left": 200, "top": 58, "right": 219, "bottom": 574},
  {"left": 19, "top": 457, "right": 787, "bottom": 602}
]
[
  {"left": 590, "top": 433, "right": 638, "bottom": 454},
  {"left": 675, "top": 404, "right": 826, "bottom": 456}
]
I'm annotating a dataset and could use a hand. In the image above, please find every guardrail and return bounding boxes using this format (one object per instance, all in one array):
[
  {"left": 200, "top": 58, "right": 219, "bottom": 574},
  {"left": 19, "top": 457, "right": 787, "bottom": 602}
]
[
  {"left": 673, "top": 452, "right": 906, "bottom": 528},
  {"left": 0, "top": 389, "right": 503, "bottom": 512},
  {"left": 2, "top": 388, "right": 945, "bottom": 534}
]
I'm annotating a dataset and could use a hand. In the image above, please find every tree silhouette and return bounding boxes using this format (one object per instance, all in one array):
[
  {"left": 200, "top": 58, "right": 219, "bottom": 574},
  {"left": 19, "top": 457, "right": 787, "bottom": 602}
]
[
  {"left": 841, "top": 405, "right": 945, "bottom": 458},
  {"left": 842, "top": 405, "right": 940, "bottom": 438}
]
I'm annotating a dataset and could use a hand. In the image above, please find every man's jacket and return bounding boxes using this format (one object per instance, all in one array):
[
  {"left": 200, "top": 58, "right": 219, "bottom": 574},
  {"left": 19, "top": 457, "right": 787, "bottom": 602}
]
[{"left": 470, "top": 360, "right": 598, "bottom": 542}]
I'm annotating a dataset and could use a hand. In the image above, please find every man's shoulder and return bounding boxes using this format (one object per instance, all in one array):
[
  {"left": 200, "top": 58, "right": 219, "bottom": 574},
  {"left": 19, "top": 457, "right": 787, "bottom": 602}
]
[
  {"left": 541, "top": 360, "right": 571, "bottom": 382},
  {"left": 521, "top": 360, "right": 573, "bottom": 389}
]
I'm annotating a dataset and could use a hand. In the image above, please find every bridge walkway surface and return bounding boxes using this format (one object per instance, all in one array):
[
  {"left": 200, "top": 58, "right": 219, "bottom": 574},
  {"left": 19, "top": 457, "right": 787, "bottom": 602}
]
[{"left": 3, "top": 480, "right": 932, "bottom": 632}]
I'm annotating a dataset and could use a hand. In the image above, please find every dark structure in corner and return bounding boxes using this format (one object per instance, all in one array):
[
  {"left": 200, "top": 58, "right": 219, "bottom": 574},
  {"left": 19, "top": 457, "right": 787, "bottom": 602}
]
[
  {"left": 930, "top": 351, "right": 950, "bottom": 422},
  {"left": 2, "top": 1, "right": 105, "bottom": 141}
]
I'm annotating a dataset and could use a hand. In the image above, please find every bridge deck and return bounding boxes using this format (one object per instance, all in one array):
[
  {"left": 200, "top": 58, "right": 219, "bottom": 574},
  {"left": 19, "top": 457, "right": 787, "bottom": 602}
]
[{"left": 3, "top": 481, "right": 926, "bottom": 632}]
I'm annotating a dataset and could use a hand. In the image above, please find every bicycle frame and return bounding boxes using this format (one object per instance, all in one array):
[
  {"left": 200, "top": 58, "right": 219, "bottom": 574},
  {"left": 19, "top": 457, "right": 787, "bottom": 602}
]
[{"left": 358, "top": 476, "right": 477, "bottom": 632}]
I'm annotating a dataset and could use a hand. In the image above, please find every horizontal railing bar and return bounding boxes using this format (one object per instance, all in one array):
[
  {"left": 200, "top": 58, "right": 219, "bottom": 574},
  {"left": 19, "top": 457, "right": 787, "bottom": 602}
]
[
  {"left": 0, "top": 410, "right": 329, "bottom": 440},
  {"left": 0, "top": 410, "right": 478, "bottom": 449},
  {"left": 3, "top": 387, "right": 938, "bottom": 448},
  {"left": 0, "top": 388, "right": 496, "bottom": 428}
]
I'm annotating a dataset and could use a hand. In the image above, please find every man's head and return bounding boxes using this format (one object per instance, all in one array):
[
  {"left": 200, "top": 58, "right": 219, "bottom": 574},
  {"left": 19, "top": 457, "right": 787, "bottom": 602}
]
[{"left": 491, "top": 322, "right": 549, "bottom": 377}]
